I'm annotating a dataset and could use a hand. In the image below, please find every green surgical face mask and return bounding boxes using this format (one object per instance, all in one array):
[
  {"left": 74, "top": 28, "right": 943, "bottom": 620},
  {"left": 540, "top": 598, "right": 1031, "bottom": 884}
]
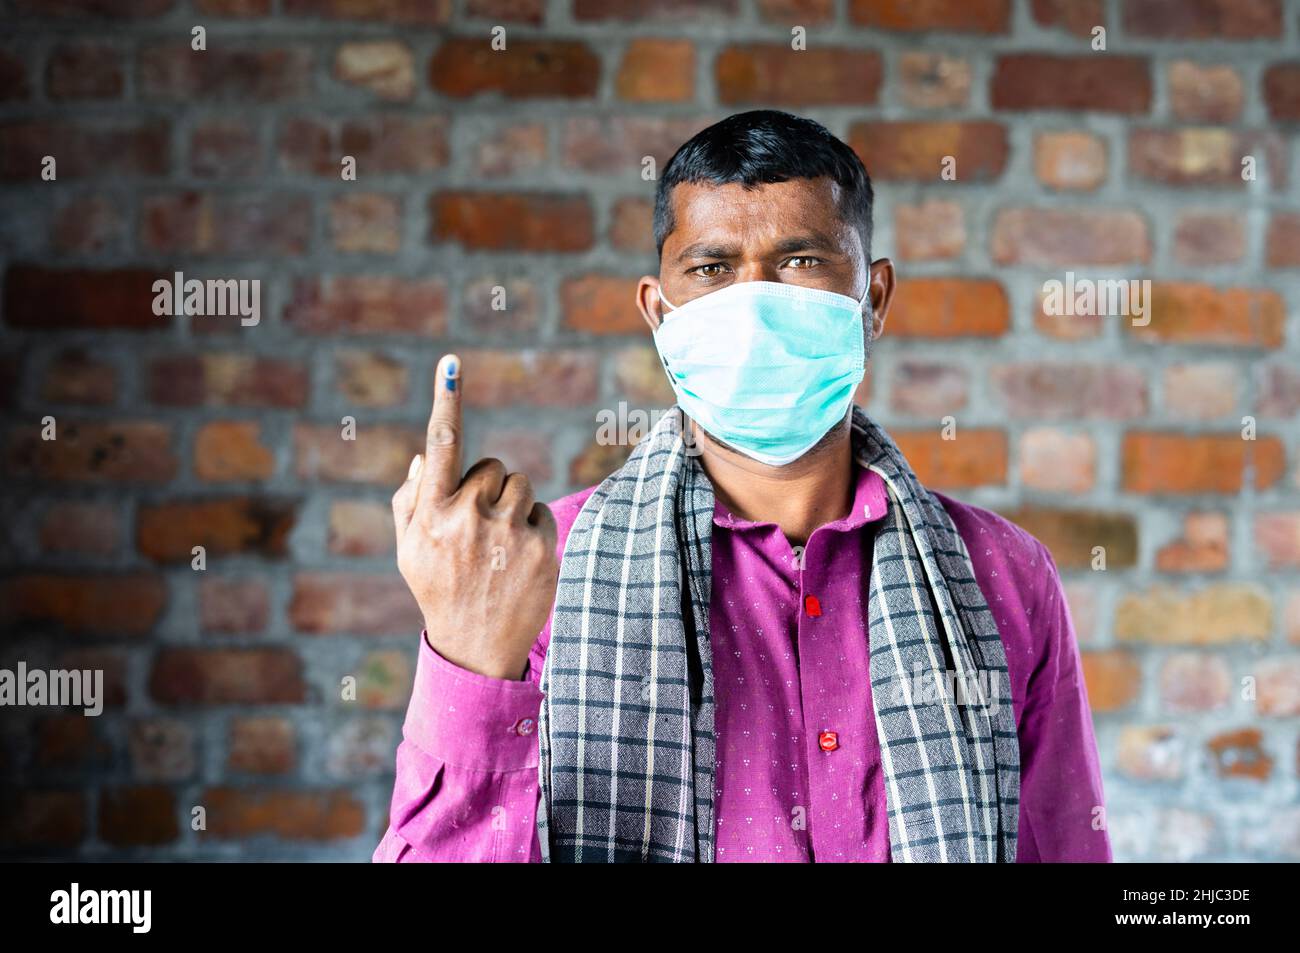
[{"left": 654, "top": 280, "right": 868, "bottom": 467}]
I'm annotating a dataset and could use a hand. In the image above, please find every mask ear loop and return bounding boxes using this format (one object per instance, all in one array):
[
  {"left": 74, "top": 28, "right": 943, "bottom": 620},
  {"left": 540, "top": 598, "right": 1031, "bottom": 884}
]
[{"left": 657, "top": 285, "right": 678, "bottom": 315}]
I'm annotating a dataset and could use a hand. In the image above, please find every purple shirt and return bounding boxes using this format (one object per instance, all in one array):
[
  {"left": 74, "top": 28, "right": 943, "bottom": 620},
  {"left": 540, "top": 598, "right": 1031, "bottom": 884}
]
[{"left": 375, "top": 464, "right": 1111, "bottom": 862}]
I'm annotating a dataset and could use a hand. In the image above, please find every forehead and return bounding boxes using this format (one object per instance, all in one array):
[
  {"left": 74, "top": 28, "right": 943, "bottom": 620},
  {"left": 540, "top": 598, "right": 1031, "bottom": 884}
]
[{"left": 664, "top": 177, "right": 856, "bottom": 253}]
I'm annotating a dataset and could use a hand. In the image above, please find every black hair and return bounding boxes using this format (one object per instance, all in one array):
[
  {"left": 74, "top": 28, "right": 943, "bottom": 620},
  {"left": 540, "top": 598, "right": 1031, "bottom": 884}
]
[{"left": 653, "top": 109, "right": 874, "bottom": 260}]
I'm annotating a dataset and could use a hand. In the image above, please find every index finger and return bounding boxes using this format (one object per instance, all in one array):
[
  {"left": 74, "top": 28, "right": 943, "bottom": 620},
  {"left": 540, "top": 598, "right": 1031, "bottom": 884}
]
[{"left": 422, "top": 353, "right": 463, "bottom": 501}]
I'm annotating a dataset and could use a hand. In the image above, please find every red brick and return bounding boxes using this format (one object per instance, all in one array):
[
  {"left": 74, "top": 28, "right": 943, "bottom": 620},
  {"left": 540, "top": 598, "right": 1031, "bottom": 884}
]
[
  {"left": 1174, "top": 211, "right": 1245, "bottom": 265},
  {"left": 465, "top": 0, "right": 545, "bottom": 22},
  {"left": 52, "top": 195, "right": 124, "bottom": 253},
  {"left": 36, "top": 716, "right": 107, "bottom": 771},
  {"left": 889, "top": 362, "right": 968, "bottom": 417},
  {"left": 327, "top": 500, "right": 395, "bottom": 557},
  {"left": 462, "top": 276, "right": 542, "bottom": 336},
  {"left": 139, "top": 43, "right": 312, "bottom": 101},
  {"left": 1258, "top": 363, "right": 1300, "bottom": 417},
  {"left": 890, "top": 429, "right": 1006, "bottom": 489},
  {"left": 993, "top": 363, "right": 1147, "bottom": 420},
  {"left": 294, "top": 423, "right": 423, "bottom": 485},
  {"left": 13, "top": 0, "right": 173, "bottom": 12},
  {"left": 46, "top": 43, "right": 123, "bottom": 99},
  {"left": 150, "top": 648, "right": 306, "bottom": 704},
  {"left": 1158, "top": 654, "right": 1230, "bottom": 711},
  {"left": 1123, "top": 0, "right": 1282, "bottom": 39},
  {"left": 7, "top": 420, "right": 176, "bottom": 482},
  {"left": 229, "top": 717, "right": 296, "bottom": 774},
  {"left": 284, "top": 276, "right": 447, "bottom": 336},
  {"left": 3, "top": 265, "right": 163, "bottom": 331},
  {"left": 1256, "top": 513, "right": 1300, "bottom": 569},
  {"left": 335, "top": 349, "right": 408, "bottom": 407},
  {"left": 200, "top": 787, "right": 365, "bottom": 840},
  {"left": 1081, "top": 650, "right": 1141, "bottom": 712},
  {"left": 895, "top": 200, "right": 964, "bottom": 260},
  {"left": 196, "top": 0, "right": 272, "bottom": 12},
  {"left": 610, "top": 198, "right": 655, "bottom": 253},
  {"left": 459, "top": 349, "right": 600, "bottom": 408},
  {"left": 279, "top": 115, "right": 448, "bottom": 176},
  {"left": 283, "top": 0, "right": 449, "bottom": 22},
  {"left": 1208, "top": 728, "right": 1271, "bottom": 780},
  {"left": 0, "top": 47, "right": 31, "bottom": 101},
  {"left": 199, "top": 576, "right": 270, "bottom": 635},
  {"left": 128, "top": 718, "right": 195, "bottom": 782},
  {"left": 1123, "top": 433, "right": 1284, "bottom": 493},
  {"left": 41, "top": 348, "right": 116, "bottom": 404},
  {"left": 147, "top": 354, "right": 308, "bottom": 408},
  {"left": 1168, "top": 61, "right": 1243, "bottom": 122},
  {"left": 613, "top": 347, "right": 675, "bottom": 406},
  {"left": 478, "top": 428, "right": 555, "bottom": 484},
  {"left": 137, "top": 498, "right": 296, "bottom": 562},
  {"left": 1117, "top": 725, "right": 1183, "bottom": 781},
  {"left": 1034, "top": 131, "right": 1107, "bottom": 190},
  {"left": 334, "top": 40, "right": 414, "bottom": 100},
  {"left": 194, "top": 421, "right": 277, "bottom": 481},
  {"left": 357, "top": 649, "right": 413, "bottom": 710},
  {"left": 1163, "top": 363, "right": 1237, "bottom": 420},
  {"left": 0, "top": 792, "right": 84, "bottom": 848},
  {"left": 55, "top": 649, "right": 128, "bottom": 707},
  {"left": 0, "top": 118, "right": 170, "bottom": 179},
  {"left": 1156, "top": 513, "right": 1229, "bottom": 572},
  {"left": 432, "top": 192, "right": 593, "bottom": 252},
  {"left": 561, "top": 116, "right": 713, "bottom": 175},
  {"left": 39, "top": 501, "right": 120, "bottom": 556},
  {"left": 850, "top": 0, "right": 1009, "bottom": 32},
  {"left": 717, "top": 45, "right": 882, "bottom": 106},
  {"left": 1128, "top": 284, "right": 1284, "bottom": 348},
  {"left": 190, "top": 118, "right": 261, "bottom": 179},
  {"left": 290, "top": 572, "right": 421, "bottom": 635},
  {"left": 570, "top": 439, "right": 634, "bottom": 488},
  {"left": 1129, "top": 128, "right": 1252, "bottom": 187},
  {"left": 1263, "top": 63, "right": 1300, "bottom": 122},
  {"left": 617, "top": 39, "right": 693, "bottom": 103},
  {"left": 141, "top": 191, "right": 311, "bottom": 257},
  {"left": 887, "top": 278, "right": 1008, "bottom": 338},
  {"left": 1257, "top": 658, "right": 1300, "bottom": 716},
  {"left": 330, "top": 193, "right": 401, "bottom": 254},
  {"left": 1019, "top": 429, "right": 1095, "bottom": 493},
  {"left": 991, "top": 208, "right": 1150, "bottom": 265},
  {"left": 0, "top": 573, "right": 164, "bottom": 636},
  {"left": 561, "top": 275, "right": 643, "bottom": 335},
  {"left": 1031, "top": 0, "right": 1105, "bottom": 36},
  {"left": 851, "top": 121, "right": 1006, "bottom": 182},
  {"left": 997, "top": 508, "right": 1138, "bottom": 569},
  {"left": 573, "top": 0, "right": 735, "bottom": 18},
  {"left": 473, "top": 122, "right": 548, "bottom": 178},
  {"left": 1266, "top": 214, "right": 1300, "bottom": 268},
  {"left": 897, "top": 53, "right": 971, "bottom": 109},
  {"left": 991, "top": 55, "right": 1151, "bottom": 113},
  {"left": 430, "top": 38, "right": 599, "bottom": 98}
]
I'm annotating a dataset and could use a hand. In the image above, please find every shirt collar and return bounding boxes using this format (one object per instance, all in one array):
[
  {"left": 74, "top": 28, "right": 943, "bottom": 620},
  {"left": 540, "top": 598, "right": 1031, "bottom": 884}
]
[{"left": 712, "top": 462, "right": 888, "bottom": 534}]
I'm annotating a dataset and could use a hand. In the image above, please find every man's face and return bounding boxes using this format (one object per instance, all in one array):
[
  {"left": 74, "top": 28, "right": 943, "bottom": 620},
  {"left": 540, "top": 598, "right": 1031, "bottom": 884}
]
[{"left": 638, "top": 175, "right": 892, "bottom": 337}]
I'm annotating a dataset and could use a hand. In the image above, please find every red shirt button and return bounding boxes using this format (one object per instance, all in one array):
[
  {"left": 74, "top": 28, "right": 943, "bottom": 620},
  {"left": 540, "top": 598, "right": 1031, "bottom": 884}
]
[
  {"left": 804, "top": 595, "right": 822, "bottom": 617},
  {"left": 819, "top": 730, "right": 839, "bottom": 752},
  {"left": 514, "top": 718, "right": 535, "bottom": 736}
]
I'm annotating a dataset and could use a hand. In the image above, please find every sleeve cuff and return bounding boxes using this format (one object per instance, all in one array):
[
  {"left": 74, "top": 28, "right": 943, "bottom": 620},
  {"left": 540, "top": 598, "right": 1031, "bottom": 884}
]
[{"left": 402, "top": 631, "right": 543, "bottom": 773}]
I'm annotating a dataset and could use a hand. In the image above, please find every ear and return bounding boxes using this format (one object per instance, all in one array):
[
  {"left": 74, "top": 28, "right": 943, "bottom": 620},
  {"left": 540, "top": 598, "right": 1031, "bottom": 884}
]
[
  {"left": 636, "top": 275, "right": 667, "bottom": 332},
  {"left": 867, "top": 258, "right": 895, "bottom": 340}
]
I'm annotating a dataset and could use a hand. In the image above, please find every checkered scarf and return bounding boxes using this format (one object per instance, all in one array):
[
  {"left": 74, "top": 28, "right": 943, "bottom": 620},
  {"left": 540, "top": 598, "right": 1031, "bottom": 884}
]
[{"left": 538, "top": 406, "right": 1019, "bottom": 862}]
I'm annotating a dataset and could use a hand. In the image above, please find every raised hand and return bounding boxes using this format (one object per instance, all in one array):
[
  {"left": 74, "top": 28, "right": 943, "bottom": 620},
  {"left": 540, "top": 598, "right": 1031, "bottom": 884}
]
[{"left": 392, "top": 354, "right": 559, "bottom": 680}]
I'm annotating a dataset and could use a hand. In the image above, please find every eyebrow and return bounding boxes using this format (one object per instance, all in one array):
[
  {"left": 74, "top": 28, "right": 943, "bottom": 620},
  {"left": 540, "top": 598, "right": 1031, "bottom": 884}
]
[{"left": 674, "top": 231, "right": 842, "bottom": 265}]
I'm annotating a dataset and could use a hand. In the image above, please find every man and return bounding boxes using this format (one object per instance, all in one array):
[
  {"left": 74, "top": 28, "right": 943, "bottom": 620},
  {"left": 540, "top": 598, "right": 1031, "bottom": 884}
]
[{"left": 376, "top": 110, "right": 1110, "bottom": 863}]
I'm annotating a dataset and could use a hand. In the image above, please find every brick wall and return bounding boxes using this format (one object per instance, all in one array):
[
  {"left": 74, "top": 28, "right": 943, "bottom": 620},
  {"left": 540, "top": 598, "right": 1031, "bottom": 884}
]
[{"left": 1, "top": 0, "right": 1298, "bottom": 861}]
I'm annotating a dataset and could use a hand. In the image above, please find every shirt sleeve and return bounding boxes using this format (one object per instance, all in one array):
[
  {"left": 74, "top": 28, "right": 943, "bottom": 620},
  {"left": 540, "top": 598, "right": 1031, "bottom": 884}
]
[
  {"left": 1015, "top": 545, "right": 1113, "bottom": 863},
  {"left": 372, "top": 632, "right": 545, "bottom": 863}
]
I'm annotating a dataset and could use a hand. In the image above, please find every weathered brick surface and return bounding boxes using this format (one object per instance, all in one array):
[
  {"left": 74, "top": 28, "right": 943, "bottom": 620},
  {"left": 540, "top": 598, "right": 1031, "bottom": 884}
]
[{"left": 1, "top": 0, "right": 1296, "bottom": 865}]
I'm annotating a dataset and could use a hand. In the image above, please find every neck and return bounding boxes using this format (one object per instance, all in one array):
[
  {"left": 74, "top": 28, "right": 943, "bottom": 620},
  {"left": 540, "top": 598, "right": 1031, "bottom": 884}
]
[{"left": 690, "top": 416, "right": 856, "bottom": 547}]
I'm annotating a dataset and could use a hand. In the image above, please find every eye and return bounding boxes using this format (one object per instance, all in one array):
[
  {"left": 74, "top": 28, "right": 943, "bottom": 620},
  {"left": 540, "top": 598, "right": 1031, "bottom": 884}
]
[
  {"left": 785, "top": 256, "right": 822, "bottom": 269},
  {"left": 691, "top": 263, "right": 728, "bottom": 279}
]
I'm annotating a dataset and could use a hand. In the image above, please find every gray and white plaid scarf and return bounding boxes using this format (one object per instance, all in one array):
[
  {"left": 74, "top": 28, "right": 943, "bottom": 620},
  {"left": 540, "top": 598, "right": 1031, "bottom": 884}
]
[{"left": 538, "top": 406, "right": 1019, "bottom": 862}]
